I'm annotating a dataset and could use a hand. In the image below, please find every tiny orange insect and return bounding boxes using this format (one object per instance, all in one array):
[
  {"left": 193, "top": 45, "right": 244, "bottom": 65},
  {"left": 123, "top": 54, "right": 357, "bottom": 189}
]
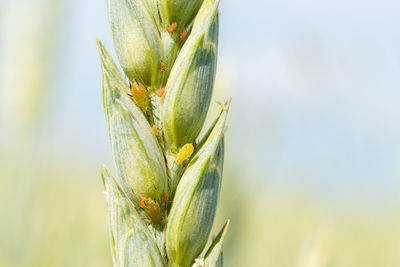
[
  {"left": 152, "top": 125, "right": 158, "bottom": 136},
  {"left": 180, "top": 29, "right": 187, "bottom": 41},
  {"left": 164, "top": 193, "right": 169, "bottom": 203},
  {"left": 161, "top": 62, "right": 167, "bottom": 72},
  {"left": 140, "top": 197, "right": 146, "bottom": 208},
  {"left": 168, "top": 22, "right": 177, "bottom": 33},
  {"left": 158, "top": 87, "right": 166, "bottom": 98}
]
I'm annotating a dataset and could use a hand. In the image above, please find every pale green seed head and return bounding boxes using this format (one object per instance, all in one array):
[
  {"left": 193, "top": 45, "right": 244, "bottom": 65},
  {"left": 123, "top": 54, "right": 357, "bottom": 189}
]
[
  {"left": 166, "top": 103, "right": 228, "bottom": 266},
  {"left": 162, "top": 0, "right": 219, "bottom": 153},
  {"left": 99, "top": 0, "right": 231, "bottom": 264},
  {"left": 98, "top": 40, "right": 168, "bottom": 220},
  {"left": 107, "top": 0, "right": 162, "bottom": 86}
]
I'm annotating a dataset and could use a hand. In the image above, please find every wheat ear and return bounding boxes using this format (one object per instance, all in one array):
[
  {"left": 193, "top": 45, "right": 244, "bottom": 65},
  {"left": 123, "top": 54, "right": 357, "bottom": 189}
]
[{"left": 97, "top": 0, "right": 230, "bottom": 266}]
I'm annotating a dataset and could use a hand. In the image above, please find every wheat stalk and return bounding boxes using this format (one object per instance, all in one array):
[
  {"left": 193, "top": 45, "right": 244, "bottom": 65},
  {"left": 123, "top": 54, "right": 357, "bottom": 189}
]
[{"left": 97, "top": 0, "right": 230, "bottom": 266}]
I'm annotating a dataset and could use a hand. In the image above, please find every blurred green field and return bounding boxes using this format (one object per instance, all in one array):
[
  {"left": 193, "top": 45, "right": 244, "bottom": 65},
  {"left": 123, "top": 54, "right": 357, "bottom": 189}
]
[{"left": 1, "top": 151, "right": 400, "bottom": 267}]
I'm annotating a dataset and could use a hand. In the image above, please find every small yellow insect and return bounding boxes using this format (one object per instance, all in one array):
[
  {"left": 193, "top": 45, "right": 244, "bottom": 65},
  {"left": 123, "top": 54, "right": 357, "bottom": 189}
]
[
  {"left": 168, "top": 22, "right": 177, "bottom": 33},
  {"left": 176, "top": 143, "right": 194, "bottom": 165},
  {"left": 130, "top": 82, "right": 149, "bottom": 112},
  {"left": 152, "top": 125, "right": 158, "bottom": 136}
]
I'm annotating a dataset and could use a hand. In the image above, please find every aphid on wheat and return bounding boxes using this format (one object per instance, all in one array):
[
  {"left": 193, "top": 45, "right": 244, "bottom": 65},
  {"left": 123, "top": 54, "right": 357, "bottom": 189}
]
[
  {"left": 152, "top": 125, "right": 159, "bottom": 136},
  {"left": 158, "top": 87, "right": 166, "bottom": 98},
  {"left": 176, "top": 144, "right": 194, "bottom": 165},
  {"left": 161, "top": 62, "right": 167, "bottom": 72},
  {"left": 180, "top": 29, "right": 187, "bottom": 41},
  {"left": 130, "top": 82, "right": 149, "bottom": 112},
  {"left": 168, "top": 22, "right": 177, "bottom": 33},
  {"left": 140, "top": 197, "right": 146, "bottom": 209},
  {"left": 143, "top": 198, "right": 161, "bottom": 224}
]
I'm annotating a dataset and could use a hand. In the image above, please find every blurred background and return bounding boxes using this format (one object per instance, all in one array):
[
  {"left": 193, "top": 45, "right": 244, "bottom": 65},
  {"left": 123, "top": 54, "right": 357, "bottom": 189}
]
[{"left": 1, "top": 0, "right": 400, "bottom": 266}]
